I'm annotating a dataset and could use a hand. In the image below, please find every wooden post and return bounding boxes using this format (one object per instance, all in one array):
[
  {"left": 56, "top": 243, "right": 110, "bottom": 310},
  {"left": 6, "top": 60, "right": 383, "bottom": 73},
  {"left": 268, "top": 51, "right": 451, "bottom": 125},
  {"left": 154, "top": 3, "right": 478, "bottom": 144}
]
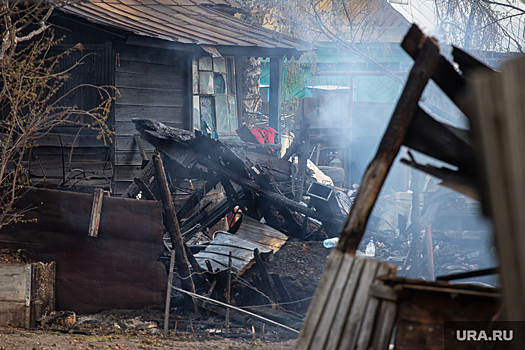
[
  {"left": 153, "top": 151, "right": 198, "bottom": 313},
  {"left": 296, "top": 115, "right": 310, "bottom": 201},
  {"left": 134, "top": 133, "right": 148, "bottom": 163},
  {"left": 425, "top": 225, "right": 435, "bottom": 281},
  {"left": 315, "top": 143, "right": 322, "bottom": 166},
  {"left": 163, "top": 243, "right": 176, "bottom": 338},
  {"left": 408, "top": 170, "right": 421, "bottom": 279},
  {"left": 225, "top": 251, "right": 232, "bottom": 335},
  {"left": 269, "top": 56, "right": 283, "bottom": 143},
  {"left": 337, "top": 38, "right": 440, "bottom": 254},
  {"left": 88, "top": 188, "right": 104, "bottom": 237}
]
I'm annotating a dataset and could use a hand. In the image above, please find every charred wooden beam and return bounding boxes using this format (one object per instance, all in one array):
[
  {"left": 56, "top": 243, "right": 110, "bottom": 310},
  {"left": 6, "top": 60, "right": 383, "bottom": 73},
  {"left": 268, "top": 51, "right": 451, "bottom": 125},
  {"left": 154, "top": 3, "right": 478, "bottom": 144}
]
[
  {"left": 404, "top": 108, "right": 476, "bottom": 175},
  {"left": 254, "top": 248, "right": 277, "bottom": 309},
  {"left": 270, "top": 273, "right": 293, "bottom": 310},
  {"left": 134, "top": 133, "right": 149, "bottom": 168},
  {"left": 153, "top": 151, "right": 198, "bottom": 313},
  {"left": 133, "top": 119, "right": 342, "bottom": 230},
  {"left": 338, "top": 37, "right": 440, "bottom": 254},
  {"left": 121, "top": 159, "right": 155, "bottom": 198},
  {"left": 133, "top": 177, "right": 157, "bottom": 201},
  {"left": 400, "top": 158, "right": 480, "bottom": 200},
  {"left": 180, "top": 202, "right": 212, "bottom": 232},
  {"left": 176, "top": 178, "right": 220, "bottom": 220},
  {"left": 197, "top": 190, "right": 243, "bottom": 231},
  {"left": 195, "top": 153, "right": 344, "bottom": 228},
  {"left": 401, "top": 25, "right": 467, "bottom": 115},
  {"left": 223, "top": 140, "right": 281, "bottom": 150},
  {"left": 452, "top": 46, "right": 495, "bottom": 77}
]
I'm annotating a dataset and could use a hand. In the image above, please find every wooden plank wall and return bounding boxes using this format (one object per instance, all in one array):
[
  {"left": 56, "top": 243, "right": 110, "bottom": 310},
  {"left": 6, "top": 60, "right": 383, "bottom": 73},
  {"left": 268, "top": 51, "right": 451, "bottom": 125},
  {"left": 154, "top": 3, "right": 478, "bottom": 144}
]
[
  {"left": 21, "top": 17, "right": 116, "bottom": 192},
  {"left": 27, "top": 126, "right": 113, "bottom": 191},
  {"left": 113, "top": 45, "right": 190, "bottom": 194},
  {"left": 471, "top": 56, "right": 525, "bottom": 321}
]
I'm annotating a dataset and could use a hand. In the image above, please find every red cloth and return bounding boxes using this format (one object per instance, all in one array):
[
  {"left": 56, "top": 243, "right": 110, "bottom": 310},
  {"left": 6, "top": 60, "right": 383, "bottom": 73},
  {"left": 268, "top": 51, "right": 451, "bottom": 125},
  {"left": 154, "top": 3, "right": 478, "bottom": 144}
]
[{"left": 251, "top": 125, "right": 278, "bottom": 144}]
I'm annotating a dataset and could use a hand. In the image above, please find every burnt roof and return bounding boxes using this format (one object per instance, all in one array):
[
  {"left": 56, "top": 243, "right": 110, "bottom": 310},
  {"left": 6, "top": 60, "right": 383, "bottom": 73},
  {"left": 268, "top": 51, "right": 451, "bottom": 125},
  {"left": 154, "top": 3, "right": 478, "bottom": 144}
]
[{"left": 60, "top": 0, "right": 314, "bottom": 55}]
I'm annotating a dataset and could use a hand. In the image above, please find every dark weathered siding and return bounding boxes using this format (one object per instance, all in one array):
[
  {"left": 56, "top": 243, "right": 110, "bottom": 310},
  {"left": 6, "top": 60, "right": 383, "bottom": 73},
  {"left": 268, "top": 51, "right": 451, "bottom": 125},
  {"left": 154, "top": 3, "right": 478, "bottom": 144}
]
[
  {"left": 24, "top": 36, "right": 114, "bottom": 190},
  {"left": 113, "top": 45, "right": 190, "bottom": 194}
]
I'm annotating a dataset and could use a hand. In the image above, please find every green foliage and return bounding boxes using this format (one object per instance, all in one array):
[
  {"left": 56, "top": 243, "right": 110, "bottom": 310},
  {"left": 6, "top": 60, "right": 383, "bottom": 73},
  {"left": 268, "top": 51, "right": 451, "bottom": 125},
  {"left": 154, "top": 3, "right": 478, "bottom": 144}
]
[{"left": 281, "top": 52, "right": 317, "bottom": 115}]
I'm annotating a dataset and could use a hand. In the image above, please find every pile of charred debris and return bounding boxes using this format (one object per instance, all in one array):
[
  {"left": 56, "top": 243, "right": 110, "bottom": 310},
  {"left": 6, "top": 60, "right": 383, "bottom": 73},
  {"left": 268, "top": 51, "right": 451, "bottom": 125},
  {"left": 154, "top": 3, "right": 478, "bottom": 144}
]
[
  {"left": 117, "top": 92, "right": 495, "bottom": 338},
  {"left": 122, "top": 118, "right": 346, "bottom": 337}
]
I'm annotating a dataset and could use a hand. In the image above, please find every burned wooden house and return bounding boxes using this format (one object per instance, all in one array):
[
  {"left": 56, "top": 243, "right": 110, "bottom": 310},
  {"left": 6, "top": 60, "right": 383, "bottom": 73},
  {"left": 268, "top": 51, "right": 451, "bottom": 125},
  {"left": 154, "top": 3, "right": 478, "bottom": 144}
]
[{"left": 28, "top": 0, "right": 311, "bottom": 194}]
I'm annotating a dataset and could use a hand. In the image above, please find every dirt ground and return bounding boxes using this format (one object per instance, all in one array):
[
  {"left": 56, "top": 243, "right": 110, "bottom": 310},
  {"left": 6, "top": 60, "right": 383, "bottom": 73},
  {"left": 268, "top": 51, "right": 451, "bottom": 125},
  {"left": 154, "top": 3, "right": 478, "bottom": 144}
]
[
  {"left": 0, "top": 243, "right": 329, "bottom": 350},
  {"left": 0, "top": 328, "right": 297, "bottom": 350}
]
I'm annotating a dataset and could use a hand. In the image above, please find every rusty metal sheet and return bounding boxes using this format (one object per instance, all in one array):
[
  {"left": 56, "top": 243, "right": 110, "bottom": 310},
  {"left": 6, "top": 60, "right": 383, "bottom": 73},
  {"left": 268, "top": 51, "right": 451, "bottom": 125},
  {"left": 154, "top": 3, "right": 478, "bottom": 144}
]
[
  {"left": 194, "top": 215, "right": 287, "bottom": 274},
  {"left": 60, "top": 0, "right": 313, "bottom": 53},
  {"left": 0, "top": 188, "right": 166, "bottom": 314}
]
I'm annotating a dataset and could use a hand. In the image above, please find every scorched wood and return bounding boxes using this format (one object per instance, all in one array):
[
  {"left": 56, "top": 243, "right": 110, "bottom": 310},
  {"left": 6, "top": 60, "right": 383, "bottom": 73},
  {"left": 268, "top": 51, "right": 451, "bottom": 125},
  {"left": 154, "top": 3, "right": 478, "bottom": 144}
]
[{"left": 153, "top": 151, "right": 198, "bottom": 313}]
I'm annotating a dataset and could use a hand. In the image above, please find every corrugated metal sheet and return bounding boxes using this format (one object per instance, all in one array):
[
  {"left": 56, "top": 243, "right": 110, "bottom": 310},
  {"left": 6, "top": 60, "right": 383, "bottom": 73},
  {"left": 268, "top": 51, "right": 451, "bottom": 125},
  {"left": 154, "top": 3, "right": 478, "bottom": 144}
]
[
  {"left": 61, "top": 0, "right": 313, "bottom": 52},
  {"left": 194, "top": 216, "right": 288, "bottom": 274}
]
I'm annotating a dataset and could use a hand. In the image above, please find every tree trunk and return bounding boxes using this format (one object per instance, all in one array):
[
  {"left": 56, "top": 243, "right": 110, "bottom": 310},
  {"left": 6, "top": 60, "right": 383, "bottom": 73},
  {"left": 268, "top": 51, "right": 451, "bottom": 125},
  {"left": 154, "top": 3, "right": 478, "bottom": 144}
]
[{"left": 240, "top": 57, "right": 262, "bottom": 128}]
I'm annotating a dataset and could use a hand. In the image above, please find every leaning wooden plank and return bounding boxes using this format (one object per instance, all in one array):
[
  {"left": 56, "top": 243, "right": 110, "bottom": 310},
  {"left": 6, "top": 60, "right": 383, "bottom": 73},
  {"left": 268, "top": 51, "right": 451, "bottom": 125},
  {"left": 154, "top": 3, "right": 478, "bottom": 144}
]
[
  {"left": 337, "top": 37, "right": 439, "bottom": 254},
  {"left": 309, "top": 253, "right": 355, "bottom": 349},
  {"left": 497, "top": 59, "right": 525, "bottom": 320},
  {"left": 88, "top": 188, "right": 104, "bottom": 237},
  {"left": 332, "top": 259, "right": 380, "bottom": 350},
  {"left": 471, "top": 60, "right": 525, "bottom": 320},
  {"left": 153, "top": 151, "right": 198, "bottom": 313},
  {"left": 324, "top": 257, "right": 365, "bottom": 350},
  {"left": 295, "top": 250, "right": 345, "bottom": 350}
]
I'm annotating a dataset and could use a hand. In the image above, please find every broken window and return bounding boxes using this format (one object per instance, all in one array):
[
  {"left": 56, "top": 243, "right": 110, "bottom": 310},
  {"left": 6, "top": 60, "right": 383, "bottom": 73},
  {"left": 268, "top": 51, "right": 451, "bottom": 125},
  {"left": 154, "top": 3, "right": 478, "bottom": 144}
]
[{"left": 192, "top": 57, "right": 238, "bottom": 137}]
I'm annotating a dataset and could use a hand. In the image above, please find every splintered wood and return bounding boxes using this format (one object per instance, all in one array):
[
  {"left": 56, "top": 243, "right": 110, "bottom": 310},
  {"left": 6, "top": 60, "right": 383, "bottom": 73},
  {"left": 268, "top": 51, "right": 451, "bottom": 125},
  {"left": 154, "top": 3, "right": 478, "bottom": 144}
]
[
  {"left": 295, "top": 252, "right": 396, "bottom": 350},
  {"left": 472, "top": 57, "right": 525, "bottom": 321}
]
